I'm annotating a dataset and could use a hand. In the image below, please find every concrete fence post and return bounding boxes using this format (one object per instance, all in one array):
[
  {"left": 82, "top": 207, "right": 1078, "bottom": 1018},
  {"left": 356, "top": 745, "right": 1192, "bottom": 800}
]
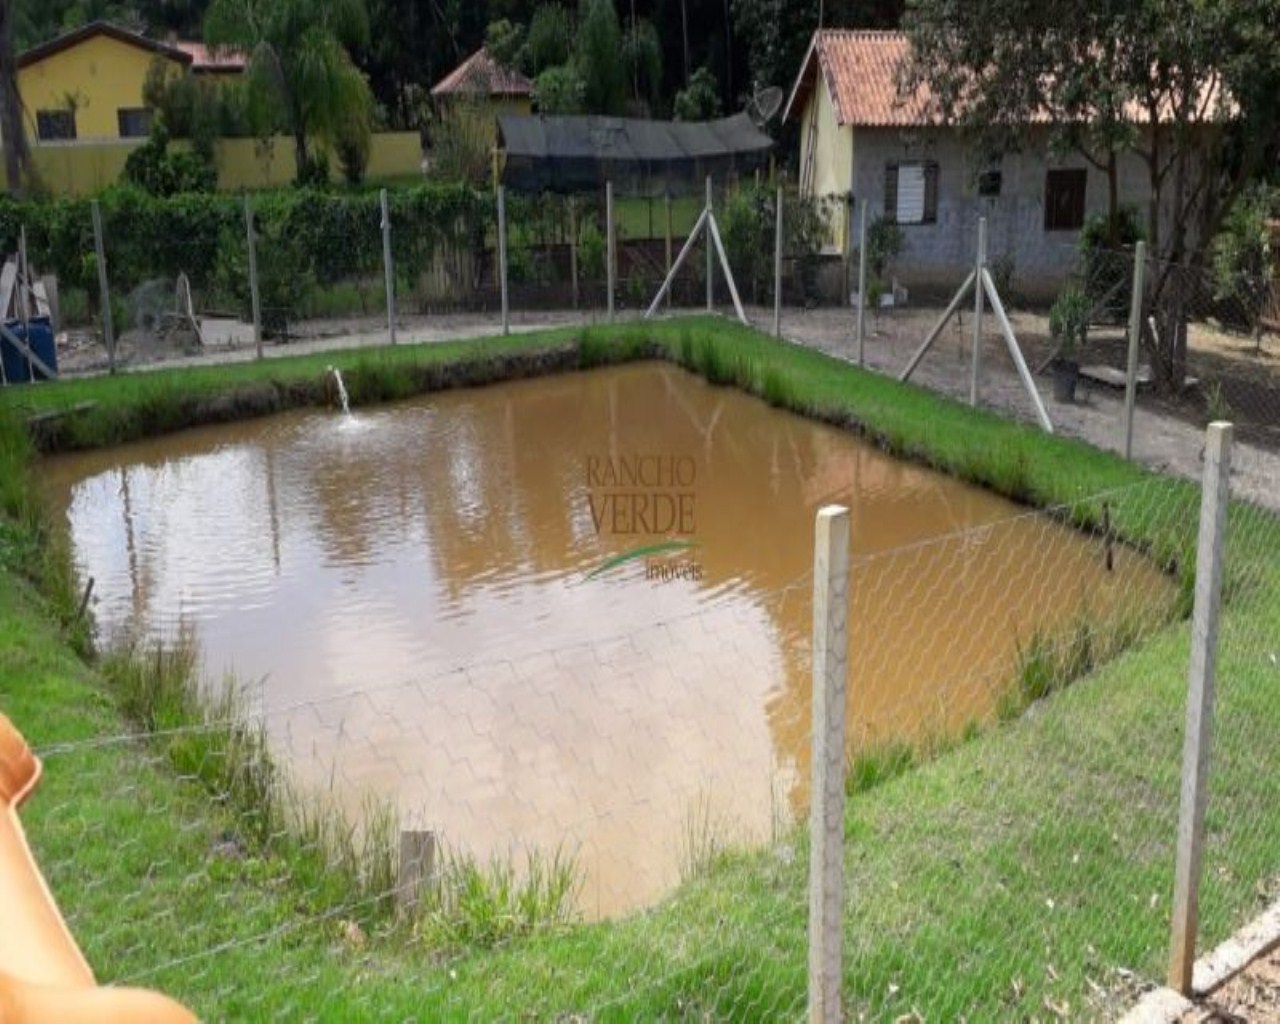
[
  {"left": 855, "top": 198, "right": 868, "bottom": 367},
  {"left": 1168, "top": 420, "right": 1233, "bottom": 994},
  {"left": 380, "top": 188, "right": 397, "bottom": 345},
  {"left": 774, "top": 186, "right": 784, "bottom": 338},
  {"left": 497, "top": 185, "right": 510, "bottom": 336},
  {"left": 809, "top": 504, "right": 850, "bottom": 1023},
  {"left": 397, "top": 829, "right": 437, "bottom": 915},
  {"left": 90, "top": 200, "right": 116, "bottom": 374},
  {"left": 606, "top": 180, "right": 616, "bottom": 324},
  {"left": 243, "top": 195, "right": 262, "bottom": 360},
  {"left": 1123, "top": 240, "right": 1147, "bottom": 459},
  {"left": 969, "top": 216, "right": 987, "bottom": 407},
  {"left": 705, "top": 176, "right": 714, "bottom": 312}
]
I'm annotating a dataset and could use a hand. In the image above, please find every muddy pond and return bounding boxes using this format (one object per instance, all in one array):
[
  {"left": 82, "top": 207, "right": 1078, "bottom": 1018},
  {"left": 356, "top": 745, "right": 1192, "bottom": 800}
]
[{"left": 44, "top": 361, "right": 1174, "bottom": 916}]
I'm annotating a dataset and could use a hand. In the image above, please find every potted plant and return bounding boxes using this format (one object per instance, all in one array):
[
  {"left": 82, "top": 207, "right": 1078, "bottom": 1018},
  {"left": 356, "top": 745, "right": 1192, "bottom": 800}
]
[{"left": 1048, "top": 286, "right": 1089, "bottom": 402}]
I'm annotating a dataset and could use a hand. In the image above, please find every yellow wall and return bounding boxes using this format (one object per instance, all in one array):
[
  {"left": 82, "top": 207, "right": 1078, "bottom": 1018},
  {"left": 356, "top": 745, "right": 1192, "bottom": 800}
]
[
  {"left": 798, "top": 75, "right": 853, "bottom": 251},
  {"left": 10, "top": 132, "right": 424, "bottom": 196},
  {"left": 19, "top": 35, "right": 180, "bottom": 141},
  {"left": 213, "top": 133, "right": 423, "bottom": 190}
]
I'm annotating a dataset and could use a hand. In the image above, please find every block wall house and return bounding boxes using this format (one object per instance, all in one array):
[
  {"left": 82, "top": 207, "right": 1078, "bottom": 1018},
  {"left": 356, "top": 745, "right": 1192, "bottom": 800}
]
[
  {"left": 430, "top": 47, "right": 534, "bottom": 180},
  {"left": 784, "top": 29, "right": 1164, "bottom": 301},
  {"left": 15, "top": 21, "right": 243, "bottom": 144}
]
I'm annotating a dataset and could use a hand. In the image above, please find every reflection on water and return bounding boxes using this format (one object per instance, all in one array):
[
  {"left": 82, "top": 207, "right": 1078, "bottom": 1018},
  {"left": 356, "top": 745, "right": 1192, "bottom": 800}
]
[{"left": 44, "top": 362, "right": 1173, "bottom": 916}]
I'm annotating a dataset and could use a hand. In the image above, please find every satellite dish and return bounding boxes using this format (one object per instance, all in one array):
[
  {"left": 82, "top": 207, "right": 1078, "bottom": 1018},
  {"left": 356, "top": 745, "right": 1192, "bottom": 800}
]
[{"left": 746, "top": 86, "right": 784, "bottom": 126}]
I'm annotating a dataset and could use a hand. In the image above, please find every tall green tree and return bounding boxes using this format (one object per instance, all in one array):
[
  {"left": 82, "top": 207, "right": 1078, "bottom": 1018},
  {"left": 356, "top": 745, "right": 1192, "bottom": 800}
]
[
  {"left": 576, "top": 0, "right": 625, "bottom": 115},
  {"left": 902, "top": 0, "right": 1280, "bottom": 389},
  {"left": 204, "top": 0, "right": 373, "bottom": 180}
]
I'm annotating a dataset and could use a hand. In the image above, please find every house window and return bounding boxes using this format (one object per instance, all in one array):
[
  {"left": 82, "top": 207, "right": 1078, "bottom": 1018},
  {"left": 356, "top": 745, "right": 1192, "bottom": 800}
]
[
  {"left": 977, "top": 170, "right": 1002, "bottom": 197},
  {"left": 117, "top": 108, "right": 154, "bottom": 138},
  {"left": 884, "top": 161, "right": 939, "bottom": 224},
  {"left": 1045, "top": 169, "right": 1087, "bottom": 231},
  {"left": 36, "top": 110, "right": 77, "bottom": 141}
]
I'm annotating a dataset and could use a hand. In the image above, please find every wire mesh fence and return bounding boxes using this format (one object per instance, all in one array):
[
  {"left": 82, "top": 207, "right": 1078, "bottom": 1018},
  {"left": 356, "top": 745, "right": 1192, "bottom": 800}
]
[{"left": 16, "top": 448, "right": 1279, "bottom": 1019}]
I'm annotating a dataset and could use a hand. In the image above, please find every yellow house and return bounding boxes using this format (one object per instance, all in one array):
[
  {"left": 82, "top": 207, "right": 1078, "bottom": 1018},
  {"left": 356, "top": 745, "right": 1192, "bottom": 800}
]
[{"left": 15, "top": 21, "right": 242, "bottom": 143}]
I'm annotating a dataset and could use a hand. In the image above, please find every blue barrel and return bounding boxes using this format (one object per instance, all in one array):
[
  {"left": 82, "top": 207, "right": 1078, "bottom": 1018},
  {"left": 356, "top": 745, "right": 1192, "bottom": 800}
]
[{"left": 1, "top": 317, "right": 57, "bottom": 384}]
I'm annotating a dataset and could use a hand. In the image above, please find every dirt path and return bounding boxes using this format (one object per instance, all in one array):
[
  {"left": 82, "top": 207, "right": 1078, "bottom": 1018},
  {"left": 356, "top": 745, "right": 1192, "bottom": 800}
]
[{"left": 52, "top": 304, "right": 1279, "bottom": 511}]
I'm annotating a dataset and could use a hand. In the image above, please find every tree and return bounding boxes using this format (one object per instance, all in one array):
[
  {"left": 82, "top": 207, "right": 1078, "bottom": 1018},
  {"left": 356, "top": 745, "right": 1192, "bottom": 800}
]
[
  {"left": 673, "top": 64, "right": 720, "bottom": 121},
  {"left": 204, "top": 0, "right": 374, "bottom": 182},
  {"left": 525, "top": 3, "right": 572, "bottom": 76},
  {"left": 534, "top": 64, "right": 586, "bottom": 115},
  {"left": 484, "top": 17, "right": 524, "bottom": 71},
  {"left": 576, "top": 0, "right": 625, "bottom": 115},
  {"left": 901, "top": 0, "right": 1280, "bottom": 389},
  {"left": 0, "top": 0, "right": 31, "bottom": 196},
  {"left": 622, "top": 16, "right": 662, "bottom": 113}
]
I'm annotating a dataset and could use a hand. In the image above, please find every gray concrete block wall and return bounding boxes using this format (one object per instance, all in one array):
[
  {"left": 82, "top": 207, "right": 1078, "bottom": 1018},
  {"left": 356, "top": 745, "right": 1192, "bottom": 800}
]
[{"left": 833, "top": 127, "right": 1159, "bottom": 302}]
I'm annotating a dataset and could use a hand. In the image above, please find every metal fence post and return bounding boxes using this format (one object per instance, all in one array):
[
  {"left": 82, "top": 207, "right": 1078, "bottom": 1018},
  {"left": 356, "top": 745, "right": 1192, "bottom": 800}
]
[
  {"left": 90, "top": 200, "right": 116, "bottom": 373},
  {"left": 705, "top": 176, "right": 714, "bottom": 312},
  {"left": 1168, "top": 420, "right": 1233, "bottom": 994},
  {"left": 1123, "top": 241, "right": 1147, "bottom": 459},
  {"left": 809, "top": 504, "right": 850, "bottom": 1024},
  {"left": 774, "top": 186, "right": 784, "bottom": 338},
  {"left": 497, "top": 185, "right": 510, "bottom": 336},
  {"left": 606, "top": 180, "right": 615, "bottom": 324},
  {"left": 243, "top": 195, "right": 262, "bottom": 360},
  {"left": 969, "top": 217, "right": 987, "bottom": 406},
  {"left": 855, "top": 198, "right": 868, "bottom": 366},
  {"left": 568, "top": 196, "right": 579, "bottom": 312},
  {"left": 380, "top": 188, "right": 397, "bottom": 345}
]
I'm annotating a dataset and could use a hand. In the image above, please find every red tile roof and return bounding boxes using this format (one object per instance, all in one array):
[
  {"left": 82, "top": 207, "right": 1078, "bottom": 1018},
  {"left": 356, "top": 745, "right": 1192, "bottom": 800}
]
[
  {"left": 784, "top": 28, "right": 1226, "bottom": 129},
  {"left": 431, "top": 47, "right": 533, "bottom": 99},
  {"left": 174, "top": 41, "right": 246, "bottom": 74},
  {"left": 784, "top": 30, "right": 933, "bottom": 128}
]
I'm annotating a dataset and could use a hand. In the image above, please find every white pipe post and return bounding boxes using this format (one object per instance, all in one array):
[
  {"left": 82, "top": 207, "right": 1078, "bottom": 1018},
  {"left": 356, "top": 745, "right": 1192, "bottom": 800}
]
[
  {"left": 645, "top": 208, "right": 710, "bottom": 318},
  {"left": 1168, "top": 421, "right": 1233, "bottom": 995},
  {"left": 706, "top": 213, "right": 749, "bottom": 326},
  {"left": 705, "top": 176, "right": 714, "bottom": 312},
  {"left": 91, "top": 200, "right": 116, "bottom": 374},
  {"left": 244, "top": 195, "right": 262, "bottom": 360},
  {"left": 970, "top": 217, "right": 987, "bottom": 406},
  {"left": 981, "top": 268, "right": 1054, "bottom": 433},
  {"left": 380, "top": 188, "right": 397, "bottom": 345},
  {"left": 606, "top": 181, "right": 616, "bottom": 323},
  {"left": 1123, "top": 241, "right": 1147, "bottom": 460},
  {"left": 808, "top": 504, "right": 850, "bottom": 1024},
  {"left": 497, "top": 185, "right": 510, "bottom": 335},
  {"left": 665, "top": 191, "right": 673, "bottom": 312},
  {"left": 900, "top": 270, "right": 976, "bottom": 382},
  {"left": 855, "top": 198, "right": 868, "bottom": 366},
  {"left": 774, "top": 186, "right": 784, "bottom": 338}
]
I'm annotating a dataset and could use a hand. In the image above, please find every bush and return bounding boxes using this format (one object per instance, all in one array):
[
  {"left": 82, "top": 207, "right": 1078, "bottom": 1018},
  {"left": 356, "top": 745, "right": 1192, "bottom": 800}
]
[
  {"left": 1210, "top": 186, "right": 1277, "bottom": 331},
  {"left": 123, "top": 125, "right": 218, "bottom": 197},
  {"left": 0, "top": 182, "right": 488, "bottom": 311}
]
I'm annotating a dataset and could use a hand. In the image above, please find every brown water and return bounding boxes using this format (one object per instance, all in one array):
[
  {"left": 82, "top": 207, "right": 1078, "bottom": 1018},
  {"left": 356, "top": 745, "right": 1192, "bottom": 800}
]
[{"left": 44, "top": 362, "right": 1173, "bottom": 917}]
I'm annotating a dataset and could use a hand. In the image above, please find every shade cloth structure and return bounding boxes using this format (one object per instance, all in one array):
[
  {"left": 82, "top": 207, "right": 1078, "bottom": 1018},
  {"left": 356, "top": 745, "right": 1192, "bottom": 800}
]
[{"left": 496, "top": 113, "right": 774, "bottom": 196}]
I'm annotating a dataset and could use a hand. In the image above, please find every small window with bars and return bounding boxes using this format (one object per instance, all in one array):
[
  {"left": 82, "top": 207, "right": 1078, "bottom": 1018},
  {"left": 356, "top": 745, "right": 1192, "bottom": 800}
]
[
  {"left": 884, "top": 161, "right": 939, "bottom": 225},
  {"left": 36, "top": 110, "right": 77, "bottom": 141},
  {"left": 1044, "top": 168, "right": 1088, "bottom": 231},
  {"left": 117, "top": 108, "right": 154, "bottom": 138}
]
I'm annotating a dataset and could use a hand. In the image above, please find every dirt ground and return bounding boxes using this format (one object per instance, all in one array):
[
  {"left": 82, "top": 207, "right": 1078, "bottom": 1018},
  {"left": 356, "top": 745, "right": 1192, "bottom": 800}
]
[{"left": 1180, "top": 946, "right": 1280, "bottom": 1022}]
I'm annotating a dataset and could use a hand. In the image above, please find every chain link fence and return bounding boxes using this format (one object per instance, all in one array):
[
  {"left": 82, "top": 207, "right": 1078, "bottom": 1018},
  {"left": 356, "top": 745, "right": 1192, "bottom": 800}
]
[{"left": 12, "top": 440, "right": 1277, "bottom": 1018}]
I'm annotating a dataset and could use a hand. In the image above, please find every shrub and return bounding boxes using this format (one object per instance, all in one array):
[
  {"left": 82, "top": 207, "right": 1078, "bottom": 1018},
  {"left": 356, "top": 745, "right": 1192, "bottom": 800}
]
[
  {"left": 1079, "top": 206, "right": 1143, "bottom": 321},
  {"left": 1210, "top": 185, "right": 1277, "bottom": 331},
  {"left": 123, "top": 125, "right": 218, "bottom": 197}
]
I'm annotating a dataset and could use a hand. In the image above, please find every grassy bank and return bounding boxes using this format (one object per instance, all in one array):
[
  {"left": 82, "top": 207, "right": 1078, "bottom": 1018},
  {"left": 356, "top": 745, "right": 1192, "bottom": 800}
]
[{"left": 1, "top": 318, "right": 1278, "bottom": 1019}]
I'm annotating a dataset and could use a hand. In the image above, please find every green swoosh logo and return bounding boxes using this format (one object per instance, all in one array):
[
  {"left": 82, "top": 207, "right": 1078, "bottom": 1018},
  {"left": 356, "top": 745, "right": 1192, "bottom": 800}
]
[{"left": 585, "top": 540, "right": 699, "bottom": 580}]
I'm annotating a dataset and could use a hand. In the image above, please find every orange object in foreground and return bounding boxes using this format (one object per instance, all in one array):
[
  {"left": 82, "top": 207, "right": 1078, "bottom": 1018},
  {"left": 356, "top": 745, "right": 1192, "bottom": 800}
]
[{"left": 0, "top": 713, "right": 197, "bottom": 1023}]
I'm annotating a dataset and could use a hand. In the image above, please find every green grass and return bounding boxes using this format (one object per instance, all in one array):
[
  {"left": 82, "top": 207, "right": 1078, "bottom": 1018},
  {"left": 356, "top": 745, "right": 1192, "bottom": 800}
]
[{"left": 1, "top": 317, "right": 1278, "bottom": 1019}]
